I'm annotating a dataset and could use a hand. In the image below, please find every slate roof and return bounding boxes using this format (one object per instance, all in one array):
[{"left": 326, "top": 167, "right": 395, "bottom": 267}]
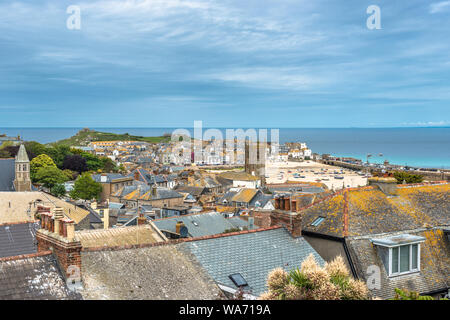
[
  {"left": 79, "top": 245, "right": 223, "bottom": 300},
  {"left": 181, "top": 227, "right": 325, "bottom": 296},
  {"left": 153, "top": 212, "right": 238, "bottom": 237},
  {"left": 302, "top": 183, "right": 450, "bottom": 238},
  {"left": 346, "top": 228, "right": 450, "bottom": 299},
  {"left": 0, "top": 159, "right": 15, "bottom": 191},
  {"left": 227, "top": 216, "right": 257, "bottom": 230},
  {"left": 216, "top": 191, "right": 238, "bottom": 205},
  {"left": 176, "top": 185, "right": 206, "bottom": 197},
  {"left": 92, "top": 173, "right": 130, "bottom": 183},
  {"left": 249, "top": 192, "right": 273, "bottom": 208},
  {"left": 0, "top": 253, "right": 81, "bottom": 300},
  {"left": 0, "top": 222, "right": 39, "bottom": 258}
]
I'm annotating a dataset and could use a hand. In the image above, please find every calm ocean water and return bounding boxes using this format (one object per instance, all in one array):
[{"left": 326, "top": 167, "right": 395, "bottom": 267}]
[{"left": 1, "top": 127, "right": 450, "bottom": 169}]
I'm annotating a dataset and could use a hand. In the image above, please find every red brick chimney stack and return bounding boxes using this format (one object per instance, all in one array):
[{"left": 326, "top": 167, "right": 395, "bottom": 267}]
[{"left": 36, "top": 208, "right": 82, "bottom": 280}]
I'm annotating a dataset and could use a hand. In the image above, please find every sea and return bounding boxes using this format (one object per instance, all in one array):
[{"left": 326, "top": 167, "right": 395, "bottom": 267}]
[{"left": 1, "top": 127, "right": 449, "bottom": 169}]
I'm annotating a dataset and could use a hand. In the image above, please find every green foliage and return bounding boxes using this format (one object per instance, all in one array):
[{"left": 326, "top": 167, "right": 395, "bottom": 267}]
[
  {"left": 44, "top": 145, "right": 72, "bottom": 168},
  {"left": 223, "top": 227, "right": 248, "bottom": 233},
  {"left": 21, "top": 141, "right": 117, "bottom": 173},
  {"left": 24, "top": 141, "right": 48, "bottom": 157},
  {"left": 0, "top": 149, "right": 11, "bottom": 158},
  {"left": 62, "top": 169, "right": 77, "bottom": 180},
  {"left": 118, "top": 164, "right": 126, "bottom": 173},
  {"left": 30, "top": 154, "right": 56, "bottom": 181},
  {"left": 393, "top": 171, "right": 424, "bottom": 184},
  {"left": 51, "top": 129, "right": 170, "bottom": 147},
  {"left": 34, "top": 166, "right": 68, "bottom": 189},
  {"left": 392, "top": 288, "right": 443, "bottom": 300},
  {"left": 70, "top": 173, "right": 102, "bottom": 201},
  {"left": 50, "top": 184, "right": 67, "bottom": 198},
  {"left": 289, "top": 268, "right": 313, "bottom": 290}
]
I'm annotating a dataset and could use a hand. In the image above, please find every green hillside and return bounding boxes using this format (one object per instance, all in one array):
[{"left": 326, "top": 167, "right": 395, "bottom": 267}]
[{"left": 50, "top": 128, "right": 171, "bottom": 146}]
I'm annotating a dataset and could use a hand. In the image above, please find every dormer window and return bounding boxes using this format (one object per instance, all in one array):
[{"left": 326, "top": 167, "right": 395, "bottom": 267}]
[{"left": 372, "top": 234, "right": 425, "bottom": 277}]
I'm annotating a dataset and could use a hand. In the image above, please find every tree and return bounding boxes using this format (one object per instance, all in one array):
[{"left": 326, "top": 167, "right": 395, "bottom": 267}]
[
  {"left": 118, "top": 163, "right": 126, "bottom": 174},
  {"left": 393, "top": 171, "right": 424, "bottom": 184},
  {"left": 101, "top": 157, "right": 118, "bottom": 173},
  {"left": 50, "top": 184, "right": 67, "bottom": 198},
  {"left": 62, "top": 169, "right": 78, "bottom": 181},
  {"left": 63, "top": 154, "right": 88, "bottom": 173},
  {"left": 30, "top": 154, "right": 57, "bottom": 181},
  {"left": 0, "top": 149, "right": 11, "bottom": 158},
  {"left": 80, "top": 152, "right": 103, "bottom": 171},
  {"left": 45, "top": 145, "right": 72, "bottom": 168},
  {"left": 70, "top": 173, "right": 102, "bottom": 201},
  {"left": 34, "top": 166, "right": 68, "bottom": 189},
  {"left": 24, "top": 141, "right": 48, "bottom": 158},
  {"left": 0, "top": 144, "right": 36, "bottom": 160},
  {"left": 260, "top": 255, "right": 369, "bottom": 300}
]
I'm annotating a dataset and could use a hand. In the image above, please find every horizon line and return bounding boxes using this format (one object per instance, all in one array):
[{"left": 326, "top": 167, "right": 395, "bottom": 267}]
[{"left": 1, "top": 126, "right": 450, "bottom": 129}]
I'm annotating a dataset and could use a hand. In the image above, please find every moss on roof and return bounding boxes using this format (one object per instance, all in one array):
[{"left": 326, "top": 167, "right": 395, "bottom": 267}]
[{"left": 302, "top": 183, "right": 450, "bottom": 238}]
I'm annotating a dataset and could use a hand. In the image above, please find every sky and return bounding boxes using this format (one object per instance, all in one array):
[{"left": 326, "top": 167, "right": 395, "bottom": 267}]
[{"left": 0, "top": 0, "right": 449, "bottom": 128}]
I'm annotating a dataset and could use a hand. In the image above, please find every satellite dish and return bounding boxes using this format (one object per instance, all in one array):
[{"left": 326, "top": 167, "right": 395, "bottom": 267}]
[{"left": 180, "top": 226, "right": 188, "bottom": 238}]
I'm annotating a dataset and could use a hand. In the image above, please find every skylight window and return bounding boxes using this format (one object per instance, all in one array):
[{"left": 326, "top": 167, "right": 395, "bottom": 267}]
[
  {"left": 229, "top": 273, "right": 248, "bottom": 287},
  {"left": 311, "top": 217, "right": 325, "bottom": 227}
]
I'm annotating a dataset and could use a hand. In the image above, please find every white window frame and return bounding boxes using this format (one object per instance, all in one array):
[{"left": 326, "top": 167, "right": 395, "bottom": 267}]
[{"left": 388, "top": 243, "right": 421, "bottom": 277}]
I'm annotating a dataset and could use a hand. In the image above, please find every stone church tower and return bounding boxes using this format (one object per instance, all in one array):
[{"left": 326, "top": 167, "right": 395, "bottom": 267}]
[
  {"left": 244, "top": 140, "right": 266, "bottom": 185},
  {"left": 14, "top": 144, "right": 32, "bottom": 192}
]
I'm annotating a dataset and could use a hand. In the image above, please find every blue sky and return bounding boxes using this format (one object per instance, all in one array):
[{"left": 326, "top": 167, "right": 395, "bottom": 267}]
[{"left": 0, "top": 0, "right": 449, "bottom": 128}]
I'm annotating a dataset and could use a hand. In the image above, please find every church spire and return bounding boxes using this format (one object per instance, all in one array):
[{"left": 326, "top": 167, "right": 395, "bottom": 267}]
[
  {"left": 14, "top": 144, "right": 32, "bottom": 192},
  {"left": 16, "top": 144, "right": 29, "bottom": 162}
]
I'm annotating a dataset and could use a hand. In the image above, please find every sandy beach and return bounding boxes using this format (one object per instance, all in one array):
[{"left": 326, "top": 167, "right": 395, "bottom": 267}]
[{"left": 265, "top": 160, "right": 368, "bottom": 190}]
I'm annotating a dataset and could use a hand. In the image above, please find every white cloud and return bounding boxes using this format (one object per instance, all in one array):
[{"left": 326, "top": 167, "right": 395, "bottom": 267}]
[
  {"left": 402, "top": 121, "right": 450, "bottom": 127},
  {"left": 430, "top": 1, "right": 450, "bottom": 13},
  {"left": 203, "top": 67, "right": 326, "bottom": 91}
]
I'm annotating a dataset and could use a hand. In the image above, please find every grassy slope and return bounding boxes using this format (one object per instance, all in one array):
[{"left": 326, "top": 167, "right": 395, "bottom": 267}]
[{"left": 50, "top": 129, "right": 171, "bottom": 146}]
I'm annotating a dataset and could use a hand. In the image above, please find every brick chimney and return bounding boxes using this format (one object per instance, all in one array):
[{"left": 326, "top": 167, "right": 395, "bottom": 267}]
[
  {"left": 270, "top": 210, "right": 303, "bottom": 238},
  {"left": 36, "top": 207, "right": 82, "bottom": 281},
  {"left": 274, "top": 197, "right": 281, "bottom": 210},
  {"left": 137, "top": 208, "right": 147, "bottom": 225},
  {"left": 134, "top": 170, "right": 140, "bottom": 181}
]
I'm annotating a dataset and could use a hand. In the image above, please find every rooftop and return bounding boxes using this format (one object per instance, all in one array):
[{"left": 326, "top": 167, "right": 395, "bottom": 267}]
[
  {"left": 75, "top": 223, "right": 166, "bottom": 248},
  {"left": 0, "top": 253, "right": 81, "bottom": 300},
  {"left": 347, "top": 228, "right": 450, "bottom": 299},
  {"left": 153, "top": 212, "right": 241, "bottom": 238},
  {"left": 218, "top": 171, "right": 260, "bottom": 181},
  {"left": 301, "top": 183, "right": 450, "bottom": 237},
  {"left": 181, "top": 227, "right": 325, "bottom": 296},
  {"left": 0, "top": 192, "right": 89, "bottom": 224},
  {"left": 0, "top": 221, "right": 39, "bottom": 258},
  {"left": 79, "top": 245, "right": 223, "bottom": 300}
]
